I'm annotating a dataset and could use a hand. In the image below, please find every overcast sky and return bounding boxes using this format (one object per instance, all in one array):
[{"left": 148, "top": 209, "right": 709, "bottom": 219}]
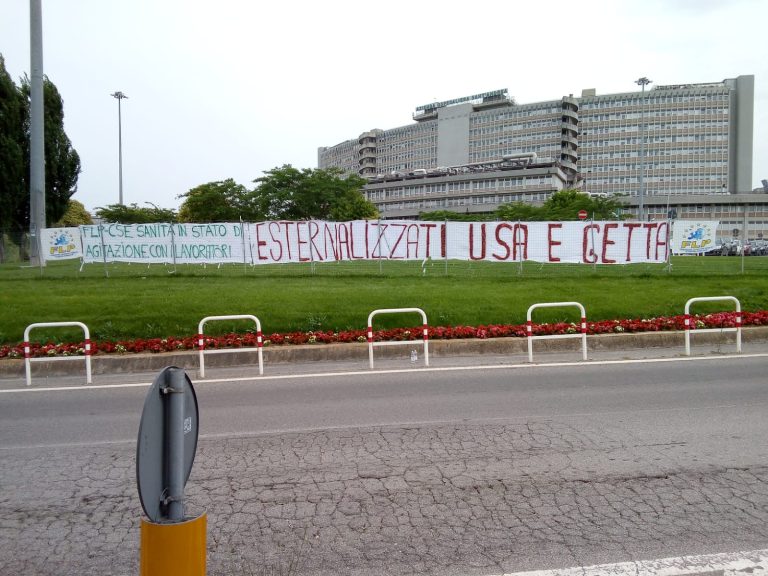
[{"left": 1, "top": 0, "right": 766, "bottom": 212}]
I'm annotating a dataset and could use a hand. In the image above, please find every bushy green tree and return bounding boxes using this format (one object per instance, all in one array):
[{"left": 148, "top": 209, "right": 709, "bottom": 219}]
[
  {"left": 496, "top": 190, "right": 626, "bottom": 221},
  {"left": 0, "top": 54, "right": 81, "bottom": 233},
  {"left": 253, "top": 165, "right": 378, "bottom": 220},
  {"left": 55, "top": 199, "right": 93, "bottom": 226},
  {"left": 96, "top": 203, "right": 177, "bottom": 224},
  {"left": 418, "top": 210, "right": 492, "bottom": 222},
  {"left": 20, "top": 74, "right": 81, "bottom": 226},
  {"left": 0, "top": 55, "right": 25, "bottom": 234},
  {"left": 177, "top": 179, "right": 258, "bottom": 222},
  {"left": 495, "top": 202, "right": 545, "bottom": 221}
]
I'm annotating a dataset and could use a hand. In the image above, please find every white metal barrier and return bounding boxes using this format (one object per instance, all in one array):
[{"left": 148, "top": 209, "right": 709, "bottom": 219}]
[
  {"left": 526, "top": 302, "right": 587, "bottom": 363},
  {"left": 367, "top": 308, "right": 429, "bottom": 369},
  {"left": 684, "top": 296, "right": 742, "bottom": 356},
  {"left": 198, "top": 315, "right": 264, "bottom": 378},
  {"left": 23, "top": 322, "right": 92, "bottom": 386}
]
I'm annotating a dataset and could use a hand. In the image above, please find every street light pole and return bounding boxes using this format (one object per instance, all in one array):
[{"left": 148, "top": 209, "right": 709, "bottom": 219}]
[
  {"left": 635, "top": 77, "right": 651, "bottom": 221},
  {"left": 29, "top": 0, "right": 45, "bottom": 266},
  {"left": 111, "top": 91, "right": 128, "bottom": 205}
]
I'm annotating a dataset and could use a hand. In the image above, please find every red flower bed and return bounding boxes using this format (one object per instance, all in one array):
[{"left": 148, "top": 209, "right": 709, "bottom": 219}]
[{"left": 2, "top": 311, "right": 767, "bottom": 359}]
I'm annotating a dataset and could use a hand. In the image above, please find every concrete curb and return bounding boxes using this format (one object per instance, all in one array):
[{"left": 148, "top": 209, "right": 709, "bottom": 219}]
[{"left": 2, "top": 326, "right": 766, "bottom": 378}]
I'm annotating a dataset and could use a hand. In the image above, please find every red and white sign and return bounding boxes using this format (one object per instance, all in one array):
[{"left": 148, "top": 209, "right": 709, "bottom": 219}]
[{"left": 578, "top": 210, "right": 588, "bottom": 220}]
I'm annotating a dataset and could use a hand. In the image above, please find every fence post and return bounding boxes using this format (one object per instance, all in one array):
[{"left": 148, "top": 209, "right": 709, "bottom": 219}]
[
  {"left": 197, "top": 315, "right": 264, "bottom": 378},
  {"left": 367, "top": 308, "right": 429, "bottom": 369},
  {"left": 526, "top": 302, "right": 587, "bottom": 363},
  {"left": 684, "top": 296, "right": 741, "bottom": 356},
  {"left": 24, "top": 321, "right": 93, "bottom": 386}
]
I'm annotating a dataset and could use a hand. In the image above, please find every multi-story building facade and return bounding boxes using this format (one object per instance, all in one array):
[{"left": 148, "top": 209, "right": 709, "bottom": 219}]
[
  {"left": 363, "top": 158, "right": 572, "bottom": 219},
  {"left": 318, "top": 78, "right": 757, "bottom": 227}
]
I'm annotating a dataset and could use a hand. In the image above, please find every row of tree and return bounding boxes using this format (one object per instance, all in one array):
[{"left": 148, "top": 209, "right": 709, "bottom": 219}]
[
  {"left": 94, "top": 183, "right": 626, "bottom": 225},
  {"left": 96, "top": 187, "right": 625, "bottom": 226},
  {"left": 95, "top": 166, "right": 380, "bottom": 223},
  {"left": 0, "top": 54, "right": 81, "bottom": 234},
  {"left": 420, "top": 190, "right": 626, "bottom": 222}
]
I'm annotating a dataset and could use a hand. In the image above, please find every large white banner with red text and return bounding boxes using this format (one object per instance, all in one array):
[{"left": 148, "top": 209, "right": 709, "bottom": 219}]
[{"left": 75, "top": 220, "right": 670, "bottom": 265}]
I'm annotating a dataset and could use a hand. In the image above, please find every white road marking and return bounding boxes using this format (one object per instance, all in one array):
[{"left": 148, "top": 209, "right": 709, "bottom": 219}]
[
  {"left": 496, "top": 548, "right": 768, "bottom": 575},
  {"left": 2, "top": 352, "right": 767, "bottom": 394}
]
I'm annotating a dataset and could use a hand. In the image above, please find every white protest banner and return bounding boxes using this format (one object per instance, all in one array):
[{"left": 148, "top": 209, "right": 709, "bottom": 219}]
[
  {"left": 41, "top": 227, "right": 82, "bottom": 261},
  {"left": 78, "top": 220, "right": 670, "bottom": 266},
  {"left": 81, "top": 223, "right": 247, "bottom": 264},
  {"left": 671, "top": 220, "right": 719, "bottom": 255},
  {"left": 173, "top": 222, "right": 246, "bottom": 264},
  {"left": 446, "top": 221, "right": 670, "bottom": 264},
  {"left": 246, "top": 220, "right": 444, "bottom": 264}
]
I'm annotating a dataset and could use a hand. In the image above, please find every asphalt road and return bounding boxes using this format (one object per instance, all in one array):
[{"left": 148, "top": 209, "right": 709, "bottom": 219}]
[{"left": 1, "top": 354, "right": 768, "bottom": 575}]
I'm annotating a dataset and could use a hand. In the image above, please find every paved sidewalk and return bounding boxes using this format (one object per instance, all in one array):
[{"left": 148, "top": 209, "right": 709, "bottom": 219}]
[{"left": 2, "top": 418, "right": 768, "bottom": 576}]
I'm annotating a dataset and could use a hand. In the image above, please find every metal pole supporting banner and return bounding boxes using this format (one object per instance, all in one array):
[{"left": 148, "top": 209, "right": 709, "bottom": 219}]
[
  {"left": 240, "top": 220, "right": 247, "bottom": 273},
  {"left": 170, "top": 222, "right": 177, "bottom": 272},
  {"left": 379, "top": 218, "right": 383, "bottom": 275},
  {"left": 590, "top": 217, "right": 597, "bottom": 272},
  {"left": 444, "top": 219, "right": 449, "bottom": 276},
  {"left": 742, "top": 208, "right": 747, "bottom": 275},
  {"left": 516, "top": 220, "right": 523, "bottom": 276},
  {"left": 98, "top": 225, "right": 109, "bottom": 278}
]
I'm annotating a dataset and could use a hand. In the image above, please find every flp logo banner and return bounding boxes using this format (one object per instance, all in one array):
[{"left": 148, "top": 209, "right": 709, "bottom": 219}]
[
  {"left": 672, "top": 220, "right": 719, "bottom": 254},
  {"left": 41, "top": 227, "right": 82, "bottom": 261}
]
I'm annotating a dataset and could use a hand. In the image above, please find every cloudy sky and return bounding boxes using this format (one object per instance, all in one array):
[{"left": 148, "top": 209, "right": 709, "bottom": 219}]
[{"left": 1, "top": 0, "right": 766, "bottom": 212}]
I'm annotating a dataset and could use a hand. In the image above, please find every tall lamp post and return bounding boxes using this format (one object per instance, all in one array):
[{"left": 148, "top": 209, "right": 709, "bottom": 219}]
[
  {"left": 635, "top": 77, "right": 652, "bottom": 221},
  {"left": 29, "top": 0, "right": 45, "bottom": 266},
  {"left": 111, "top": 91, "right": 128, "bottom": 205}
]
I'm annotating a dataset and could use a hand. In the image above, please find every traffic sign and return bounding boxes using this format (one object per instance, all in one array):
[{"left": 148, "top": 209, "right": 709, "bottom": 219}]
[
  {"left": 578, "top": 209, "right": 588, "bottom": 220},
  {"left": 136, "top": 367, "right": 199, "bottom": 523}
]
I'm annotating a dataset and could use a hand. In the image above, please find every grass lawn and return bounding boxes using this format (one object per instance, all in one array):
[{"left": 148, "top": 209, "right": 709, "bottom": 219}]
[{"left": 1, "top": 257, "right": 766, "bottom": 344}]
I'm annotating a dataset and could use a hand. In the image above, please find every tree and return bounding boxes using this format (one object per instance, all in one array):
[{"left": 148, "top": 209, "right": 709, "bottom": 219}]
[
  {"left": 253, "top": 165, "right": 378, "bottom": 221},
  {"left": 55, "top": 199, "right": 92, "bottom": 226},
  {"left": 177, "top": 179, "right": 258, "bottom": 222},
  {"left": 494, "top": 201, "right": 545, "bottom": 221},
  {"left": 20, "top": 74, "right": 81, "bottom": 226},
  {"left": 496, "top": 190, "right": 627, "bottom": 221},
  {"left": 96, "top": 203, "right": 177, "bottom": 224},
  {"left": 0, "top": 55, "right": 25, "bottom": 235},
  {"left": 418, "top": 210, "right": 492, "bottom": 222}
]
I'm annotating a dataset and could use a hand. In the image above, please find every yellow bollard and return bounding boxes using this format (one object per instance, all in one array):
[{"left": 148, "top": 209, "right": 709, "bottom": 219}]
[{"left": 140, "top": 513, "right": 207, "bottom": 576}]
